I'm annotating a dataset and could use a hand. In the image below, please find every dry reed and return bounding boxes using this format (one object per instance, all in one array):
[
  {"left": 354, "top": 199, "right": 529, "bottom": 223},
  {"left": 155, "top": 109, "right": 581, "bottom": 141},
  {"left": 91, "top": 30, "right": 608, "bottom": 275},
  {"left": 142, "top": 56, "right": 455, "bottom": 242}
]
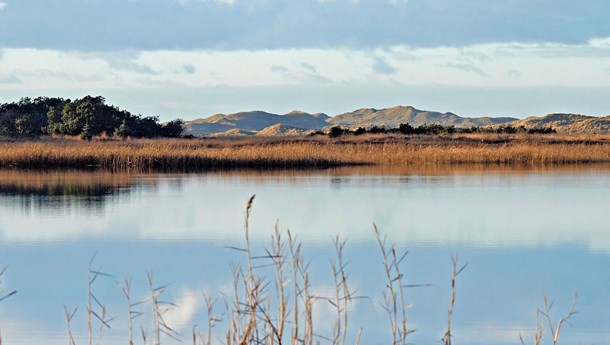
[
  {"left": 3, "top": 195, "right": 585, "bottom": 345},
  {"left": 443, "top": 255, "right": 468, "bottom": 345},
  {"left": 520, "top": 293, "right": 578, "bottom": 345},
  {"left": 374, "top": 225, "right": 413, "bottom": 345},
  {"left": 147, "top": 271, "right": 180, "bottom": 345},
  {"left": 329, "top": 236, "right": 359, "bottom": 345},
  {"left": 64, "top": 305, "right": 78, "bottom": 345},
  {"left": 1, "top": 134, "right": 610, "bottom": 170},
  {"left": 87, "top": 254, "right": 115, "bottom": 345}
]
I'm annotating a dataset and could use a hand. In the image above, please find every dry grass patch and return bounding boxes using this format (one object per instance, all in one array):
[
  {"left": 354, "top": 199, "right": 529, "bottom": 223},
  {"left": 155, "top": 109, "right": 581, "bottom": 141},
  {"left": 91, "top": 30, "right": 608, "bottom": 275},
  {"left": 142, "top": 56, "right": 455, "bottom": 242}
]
[{"left": 1, "top": 134, "right": 610, "bottom": 169}]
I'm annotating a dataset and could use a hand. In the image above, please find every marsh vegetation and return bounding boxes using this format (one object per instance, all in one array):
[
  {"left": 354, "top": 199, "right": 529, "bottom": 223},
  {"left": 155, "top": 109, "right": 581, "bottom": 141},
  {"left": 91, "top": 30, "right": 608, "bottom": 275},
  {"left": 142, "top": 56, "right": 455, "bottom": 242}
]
[{"left": 1, "top": 134, "right": 610, "bottom": 170}]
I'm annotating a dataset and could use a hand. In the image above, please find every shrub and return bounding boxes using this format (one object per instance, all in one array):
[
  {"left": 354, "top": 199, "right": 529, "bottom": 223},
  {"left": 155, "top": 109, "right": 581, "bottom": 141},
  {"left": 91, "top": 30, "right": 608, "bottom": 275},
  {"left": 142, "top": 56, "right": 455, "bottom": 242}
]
[
  {"left": 353, "top": 127, "right": 366, "bottom": 136},
  {"left": 329, "top": 126, "right": 345, "bottom": 138}
]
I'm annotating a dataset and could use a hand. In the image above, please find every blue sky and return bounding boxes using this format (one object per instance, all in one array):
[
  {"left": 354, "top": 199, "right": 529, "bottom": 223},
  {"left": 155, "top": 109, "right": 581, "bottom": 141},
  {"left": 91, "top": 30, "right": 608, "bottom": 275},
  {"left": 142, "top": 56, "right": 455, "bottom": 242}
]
[{"left": 1, "top": 0, "right": 610, "bottom": 120}]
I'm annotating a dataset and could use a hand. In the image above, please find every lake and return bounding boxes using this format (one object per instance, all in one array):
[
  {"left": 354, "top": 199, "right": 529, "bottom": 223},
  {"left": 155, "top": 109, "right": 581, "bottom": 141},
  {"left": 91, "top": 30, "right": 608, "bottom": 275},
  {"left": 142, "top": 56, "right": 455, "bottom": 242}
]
[{"left": 1, "top": 166, "right": 610, "bottom": 345}]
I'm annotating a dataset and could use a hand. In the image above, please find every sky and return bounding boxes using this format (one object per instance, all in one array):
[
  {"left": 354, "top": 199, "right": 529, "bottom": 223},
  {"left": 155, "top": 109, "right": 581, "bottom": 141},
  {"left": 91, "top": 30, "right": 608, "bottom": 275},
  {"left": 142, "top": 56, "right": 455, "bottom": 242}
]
[{"left": 1, "top": 0, "right": 610, "bottom": 120}]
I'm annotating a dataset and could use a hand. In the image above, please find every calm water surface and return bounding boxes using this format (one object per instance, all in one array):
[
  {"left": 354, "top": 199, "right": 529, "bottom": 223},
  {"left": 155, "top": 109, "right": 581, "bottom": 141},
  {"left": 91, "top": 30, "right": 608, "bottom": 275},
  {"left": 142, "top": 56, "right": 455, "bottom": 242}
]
[{"left": 1, "top": 166, "right": 609, "bottom": 345}]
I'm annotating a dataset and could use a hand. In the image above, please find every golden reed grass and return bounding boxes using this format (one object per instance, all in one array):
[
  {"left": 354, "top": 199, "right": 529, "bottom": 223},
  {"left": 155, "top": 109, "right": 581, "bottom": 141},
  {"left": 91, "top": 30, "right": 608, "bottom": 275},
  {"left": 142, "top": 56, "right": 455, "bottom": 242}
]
[
  {"left": 0, "top": 169, "right": 132, "bottom": 188},
  {"left": 1, "top": 133, "right": 610, "bottom": 169}
]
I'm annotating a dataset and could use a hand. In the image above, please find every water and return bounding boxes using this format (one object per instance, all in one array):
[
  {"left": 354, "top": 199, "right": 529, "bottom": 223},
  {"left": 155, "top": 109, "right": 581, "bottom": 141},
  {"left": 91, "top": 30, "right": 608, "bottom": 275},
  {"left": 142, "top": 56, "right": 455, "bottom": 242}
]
[{"left": 1, "top": 166, "right": 610, "bottom": 345}]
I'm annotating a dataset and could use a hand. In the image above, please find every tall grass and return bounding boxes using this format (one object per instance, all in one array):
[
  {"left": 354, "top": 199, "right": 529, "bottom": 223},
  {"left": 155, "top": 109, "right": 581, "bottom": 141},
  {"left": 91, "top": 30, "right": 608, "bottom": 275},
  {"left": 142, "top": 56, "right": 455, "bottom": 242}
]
[
  {"left": 374, "top": 225, "right": 413, "bottom": 345},
  {"left": 443, "top": 255, "right": 468, "bottom": 345},
  {"left": 1, "top": 134, "right": 610, "bottom": 169}
]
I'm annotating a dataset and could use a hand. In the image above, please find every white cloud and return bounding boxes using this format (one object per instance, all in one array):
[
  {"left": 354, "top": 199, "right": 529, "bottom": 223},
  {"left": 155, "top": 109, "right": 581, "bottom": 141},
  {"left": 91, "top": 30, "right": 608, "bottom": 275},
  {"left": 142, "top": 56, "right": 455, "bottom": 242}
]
[
  {"left": 371, "top": 56, "right": 397, "bottom": 75},
  {"left": 270, "top": 63, "right": 332, "bottom": 84},
  {"left": 0, "top": 2, "right": 8, "bottom": 10},
  {"left": 445, "top": 61, "right": 489, "bottom": 77},
  {"left": 2, "top": 39, "right": 610, "bottom": 94},
  {"left": 163, "top": 288, "right": 203, "bottom": 332},
  {"left": 1, "top": 38, "right": 610, "bottom": 118},
  {"left": 310, "top": 283, "right": 362, "bottom": 336},
  {"left": 589, "top": 37, "right": 610, "bottom": 48}
]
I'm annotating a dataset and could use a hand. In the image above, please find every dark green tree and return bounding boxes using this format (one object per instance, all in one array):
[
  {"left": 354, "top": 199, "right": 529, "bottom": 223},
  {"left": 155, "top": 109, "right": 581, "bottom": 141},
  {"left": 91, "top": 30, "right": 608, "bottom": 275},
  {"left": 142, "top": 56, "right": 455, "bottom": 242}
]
[
  {"left": 353, "top": 127, "right": 366, "bottom": 136},
  {"left": 398, "top": 123, "right": 414, "bottom": 134},
  {"left": 329, "top": 126, "right": 344, "bottom": 138},
  {"left": 0, "top": 109, "right": 18, "bottom": 136},
  {"left": 161, "top": 119, "right": 184, "bottom": 138},
  {"left": 80, "top": 123, "right": 93, "bottom": 140},
  {"left": 2, "top": 95, "right": 192, "bottom": 139},
  {"left": 114, "top": 119, "right": 131, "bottom": 138}
]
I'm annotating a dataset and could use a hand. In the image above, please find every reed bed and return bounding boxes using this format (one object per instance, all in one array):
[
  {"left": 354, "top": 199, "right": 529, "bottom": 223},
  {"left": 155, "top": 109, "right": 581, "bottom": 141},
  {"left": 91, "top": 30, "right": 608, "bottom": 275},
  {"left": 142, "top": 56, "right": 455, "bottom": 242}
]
[
  {"left": 0, "top": 139, "right": 352, "bottom": 169},
  {"left": 1, "top": 134, "right": 610, "bottom": 169}
]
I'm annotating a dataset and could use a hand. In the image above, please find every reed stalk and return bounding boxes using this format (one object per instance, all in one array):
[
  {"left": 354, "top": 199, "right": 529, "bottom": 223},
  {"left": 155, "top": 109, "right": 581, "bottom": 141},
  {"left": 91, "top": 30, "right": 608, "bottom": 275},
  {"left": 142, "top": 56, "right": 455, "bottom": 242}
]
[
  {"left": 242, "top": 194, "right": 260, "bottom": 345},
  {"left": 541, "top": 293, "right": 578, "bottom": 345},
  {"left": 147, "top": 271, "right": 180, "bottom": 345},
  {"left": 374, "top": 225, "right": 414, "bottom": 345},
  {"left": 287, "top": 230, "right": 315, "bottom": 345},
  {"left": 330, "top": 236, "right": 353, "bottom": 345},
  {"left": 202, "top": 294, "right": 218, "bottom": 345},
  {"left": 121, "top": 276, "right": 144, "bottom": 345},
  {"left": 87, "top": 254, "right": 114, "bottom": 345},
  {"left": 520, "top": 310, "right": 543, "bottom": 345},
  {"left": 64, "top": 306, "right": 77, "bottom": 345},
  {"left": 443, "top": 254, "right": 468, "bottom": 345}
]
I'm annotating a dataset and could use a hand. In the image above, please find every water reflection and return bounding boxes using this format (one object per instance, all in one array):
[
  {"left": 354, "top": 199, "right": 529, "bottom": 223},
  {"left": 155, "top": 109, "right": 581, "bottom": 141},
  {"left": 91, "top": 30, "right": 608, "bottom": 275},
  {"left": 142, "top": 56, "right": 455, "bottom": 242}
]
[
  {"left": 1, "top": 165, "right": 610, "bottom": 247},
  {"left": 0, "top": 169, "right": 157, "bottom": 215},
  {"left": 2, "top": 166, "right": 610, "bottom": 345}
]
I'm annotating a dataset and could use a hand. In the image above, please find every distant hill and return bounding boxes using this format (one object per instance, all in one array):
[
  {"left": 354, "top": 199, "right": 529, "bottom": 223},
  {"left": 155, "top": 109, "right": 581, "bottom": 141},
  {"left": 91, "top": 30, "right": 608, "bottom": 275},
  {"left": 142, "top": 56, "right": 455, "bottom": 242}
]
[
  {"left": 184, "top": 110, "right": 329, "bottom": 135},
  {"left": 183, "top": 106, "right": 610, "bottom": 136},
  {"left": 328, "top": 106, "right": 516, "bottom": 128},
  {"left": 501, "top": 113, "right": 610, "bottom": 134},
  {"left": 209, "top": 128, "right": 255, "bottom": 137},
  {"left": 255, "top": 124, "right": 316, "bottom": 137}
]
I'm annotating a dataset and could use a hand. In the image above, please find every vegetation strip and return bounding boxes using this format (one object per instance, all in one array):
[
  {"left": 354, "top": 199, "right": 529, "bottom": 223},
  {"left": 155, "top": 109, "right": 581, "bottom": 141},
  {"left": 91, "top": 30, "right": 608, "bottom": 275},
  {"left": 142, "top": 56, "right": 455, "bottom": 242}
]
[
  {"left": 1, "top": 134, "right": 610, "bottom": 169},
  {"left": 0, "top": 96, "right": 183, "bottom": 139}
]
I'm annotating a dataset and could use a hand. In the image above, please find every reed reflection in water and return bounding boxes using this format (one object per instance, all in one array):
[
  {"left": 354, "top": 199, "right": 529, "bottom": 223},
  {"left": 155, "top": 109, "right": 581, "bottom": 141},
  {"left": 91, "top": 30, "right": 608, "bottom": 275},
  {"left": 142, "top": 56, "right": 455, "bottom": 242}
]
[
  {"left": 1, "top": 166, "right": 610, "bottom": 344},
  {"left": 0, "top": 169, "right": 150, "bottom": 215},
  {"left": 1, "top": 165, "right": 610, "bottom": 246}
]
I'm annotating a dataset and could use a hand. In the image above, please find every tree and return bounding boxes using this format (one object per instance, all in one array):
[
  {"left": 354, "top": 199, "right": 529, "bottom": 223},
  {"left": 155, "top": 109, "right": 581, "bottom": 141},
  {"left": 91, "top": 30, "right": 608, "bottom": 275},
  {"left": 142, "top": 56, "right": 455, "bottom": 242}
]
[
  {"left": 398, "top": 123, "right": 414, "bottom": 134},
  {"left": 0, "top": 109, "right": 18, "bottom": 136},
  {"left": 353, "top": 127, "right": 366, "bottom": 135},
  {"left": 47, "top": 105, "right": 64, "bottom": 134},
  {"left": 14, "top": 115, "right": 35, "bottom": 136},
  {"left": 80, "top": 123, "right": 93, "bottom": 140},
  {"left": 114, "top": 119, "right": 131, "bottom": 138},
  {"left": 2, "top": 95, "right": 186, "bottom": 139},
  {"left": 161, "top": 119, "right": 184, "bottom": 138},
  {"left": 130, "top": 116, "right": 162, "bottom": 137},
  {"left": 329, "top": 126, "right": 344, "bottom": 138},
  {"left": 61, "top": 102, "right": 83, "bottom": 135}
]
